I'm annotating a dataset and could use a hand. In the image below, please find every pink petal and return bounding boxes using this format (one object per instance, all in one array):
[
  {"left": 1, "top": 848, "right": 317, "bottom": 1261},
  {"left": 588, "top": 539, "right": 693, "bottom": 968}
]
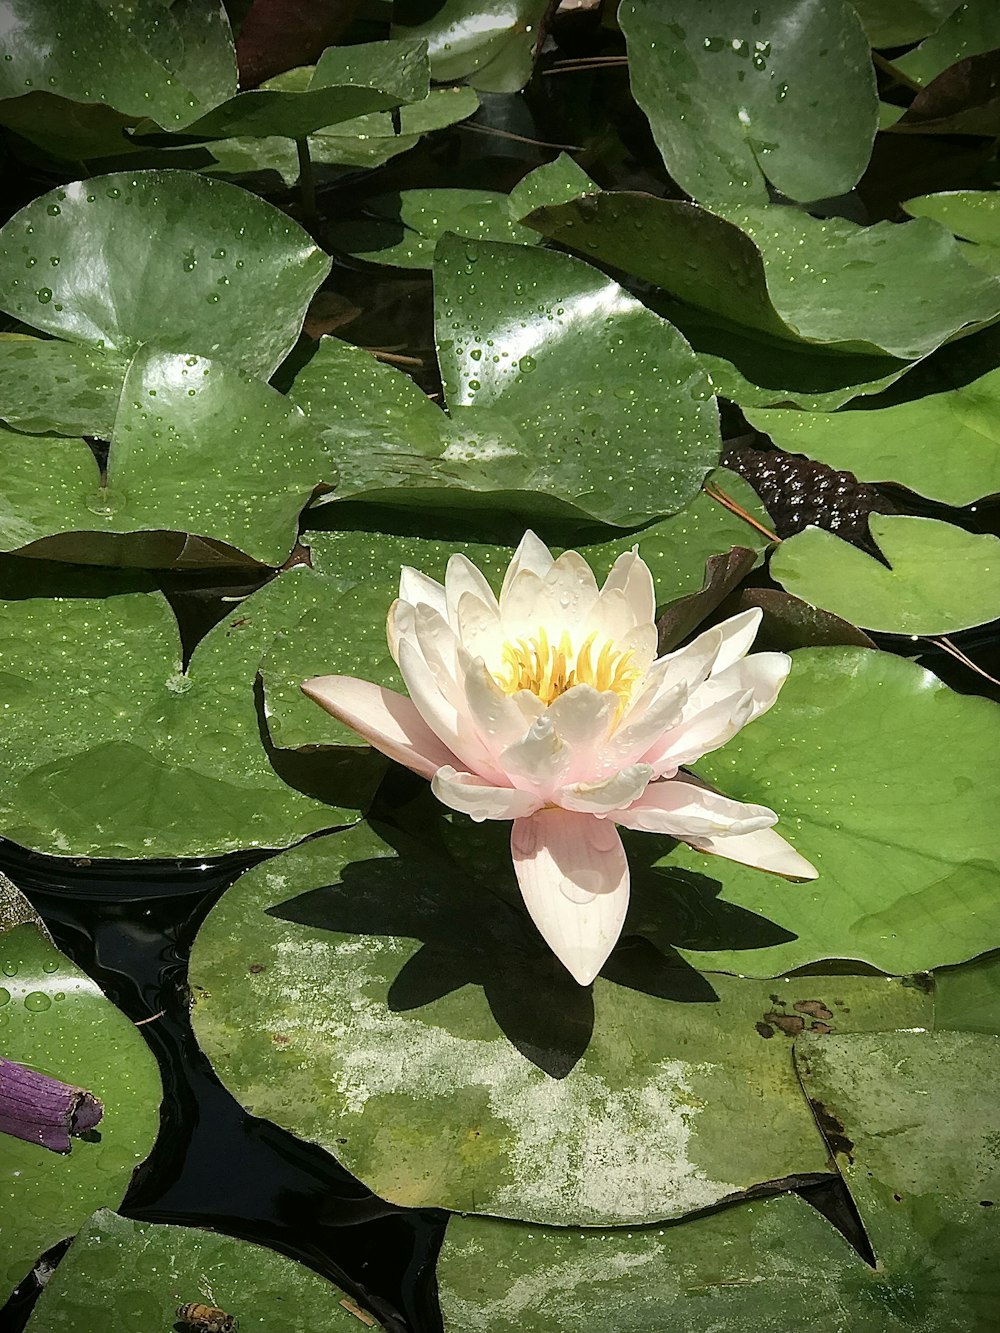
[
  {"left": 431, "top": 767, "right": 542, "bottom": 821},
  {"left": 613, "top": 778, "right": 777, "bottom": 838},
  {"left": 688, "top": 825, "right": 819, "bottom": 880},
  {"left": 300, "top": 676, "right": 458, "bottom": 779},
  {"left": 511, "top": 809, "right": 630, "bottom": 985}
]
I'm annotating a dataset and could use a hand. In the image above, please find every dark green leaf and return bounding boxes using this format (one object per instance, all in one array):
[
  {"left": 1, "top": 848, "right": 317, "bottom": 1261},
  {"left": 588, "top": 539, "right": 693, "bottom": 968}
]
[{"left": 392, "top": 0, "right": 549, "bottom": 93}]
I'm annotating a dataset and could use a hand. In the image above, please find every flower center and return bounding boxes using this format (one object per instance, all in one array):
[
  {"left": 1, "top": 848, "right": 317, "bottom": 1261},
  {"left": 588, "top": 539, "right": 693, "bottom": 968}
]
[{"left": 494, "top": 626, "right": 640, "bottom": 707}]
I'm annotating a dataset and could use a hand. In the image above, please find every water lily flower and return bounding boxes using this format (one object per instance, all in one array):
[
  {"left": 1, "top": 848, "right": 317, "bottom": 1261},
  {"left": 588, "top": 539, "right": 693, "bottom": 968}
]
[{"left": 303, "top": 533, "right": 817, "bottom": 986}]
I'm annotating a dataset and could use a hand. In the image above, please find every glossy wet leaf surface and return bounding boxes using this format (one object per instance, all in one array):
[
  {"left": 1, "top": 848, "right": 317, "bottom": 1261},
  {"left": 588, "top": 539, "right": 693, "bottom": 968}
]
[
  {"left": 0, "top": 339, "right": 126, "bottom": 439},
  {"left": 189, "top": 819, "right": 934, "bottom": 1226},
  {"left": 392, "top": 0, "right": 549, "bottom": 92},
  {"left": 0, "top": 561, "right": 374, "bottom": 857},
  {"left": 621, "top": 0, "right": 877, "bottom": 205},
  {"left": 23, "top": 1210, "right": 365, "bottom": 1333},
  {"left": 674, "top": 647, "right": 1000, "bottom": 976},
  {"left": 748, "top": 369, "right": 1000, "bottom": 506},
  {"left": 770, "top": 515, "right": 1000, "bottom": 633},
  {"left": 0, "top": 910, "right": 161, "bottom": 1304},
  {"left": 0, "top": 172, "right": 330, "bottom": 379},
  {"left": 891, "top": 0, "right": 1000, "bottom": 85}
]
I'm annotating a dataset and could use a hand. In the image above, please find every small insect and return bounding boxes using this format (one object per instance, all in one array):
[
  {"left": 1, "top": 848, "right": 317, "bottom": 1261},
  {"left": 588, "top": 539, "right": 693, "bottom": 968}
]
[{"left": 176, "top": 1303, "right": 238, "bottom": 1333}]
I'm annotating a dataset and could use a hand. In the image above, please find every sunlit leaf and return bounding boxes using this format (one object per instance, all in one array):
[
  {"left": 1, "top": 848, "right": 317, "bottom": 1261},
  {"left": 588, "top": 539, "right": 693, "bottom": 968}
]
[{"left": 392, "top": 0, "right": 549, "bottom": 93}]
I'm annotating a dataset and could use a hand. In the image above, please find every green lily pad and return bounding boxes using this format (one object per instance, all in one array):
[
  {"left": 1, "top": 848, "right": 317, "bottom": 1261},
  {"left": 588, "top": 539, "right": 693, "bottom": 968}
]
[
  {"left": 189, "top": 820, "right": 931, "bottom": 1226},
  {"left": 770, "top": 515, "right": 1000, "bottom": 633},
  {"left": 935, "top": 951, "right": 1000, "bottom": 1033},
  {"left": 392, "top": 0, "right": 549, "bottom": 93},
  {"left": 620, "top": 0, "right": 877, "bottom": 205},
  {"left": 265, "top": 470, "right": 771, "bottom": 748},
  {"left": 892, "top": 0, "right": 1000, "bottom": 85},
  {"left": 23, "top": 1210, "right": 368, "bottom": 1333},
  {"left": 0, "top": 905, "right": 162, "bottom": 1304},
  {"left": 0, "top": 172, "right": 330, "bottom": 379},
  {"left": 524, "top": 191, "right": 1000, "bottom": 360},
  {"left": 0, "top": 560, "right": 376, "bottom": 858},
  {"left": 673, "top": 646, "right": 1000, "bottom": 976},
  {"left": 0, "top": 339, "right": 127, "bottom": 439},
  {"left": 748, "top": 371, "right": 1000, "bottom": 506},
  {"left": 795, "top": 1029, "right": 1000, "bottom": 1329},
  {"left": 903, "top": 189, "right": 1000, "bottom": 244},
  {"left": 847, "top": 0, "right": 957, "bottom": 46}
]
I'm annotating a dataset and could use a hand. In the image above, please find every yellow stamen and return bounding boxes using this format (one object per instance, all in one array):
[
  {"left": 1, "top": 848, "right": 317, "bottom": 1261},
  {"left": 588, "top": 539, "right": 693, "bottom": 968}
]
[{"left": 494, "top": 626, "right": 640, "bottom": 708}]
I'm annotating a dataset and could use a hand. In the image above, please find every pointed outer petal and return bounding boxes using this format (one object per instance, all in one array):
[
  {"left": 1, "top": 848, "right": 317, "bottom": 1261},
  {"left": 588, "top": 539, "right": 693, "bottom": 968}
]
[
  {"left": 301, "top": 676, "right": 458, "bottom": 779},
  {"left": 386, "top": 597, "right": 415, "bottom": 666},
  {"left": 687, "top": 824, "right": 819, "bottom": 880},
  {"left": 542, "top": 684, "right": 620, "bottom": 785},
  {"left": 538, "top": 550, "right": 601, "bottom": 629},
  {"left": 711, "top": 607, "right": 763, "bottom": 674},
  {"left": 396, "top": 637, "right": 506, "bottom": 783},
  {"left": 498, "top": 712, "right": 573, "bottom": 796},
  {"left": 497, "top": 567, "right": 546, "bottom": 640},
  {"left": 624, "top": 626, "right": 724, "bottom": 724},
  {"left": 444, "top": 553, "right": 499, "bottom": 632},
  {"left": 511, "top": 809, "right": 630, "bottom": 984},
  {"left": 642, "top": 690, "right": 756, "bottom": 774},
  {"left": 463, "top": 658, "right": 541, "bottom": 756},
  {"left": 558, "top": 764, "right": 653, "bottom": 815},
  {"left": 412, "top": 603, "right": 463, "bottom": 700},
  {"left": 598, "top": 682, "right": 688, "bottom": 776},
  {"left": 601, "top": 548, "right": 656, "bottom": 627},
  {"left": 500, "top": 530, "right": 554, "bottom": 605},
  {"left": 398, "top": 565, "right": 447, "bottom": 618},
  {"left": 431, "top": 766, "right": 542, "bottom": 822},
  {"left": 612, "top": 777, "right": 777, "bottom": 838},
  {"left": 687, "top": 652, "right": 791, "bottom": 725},
  {"left": 454, "top": 588, "right": 503, "bottom": 663}
]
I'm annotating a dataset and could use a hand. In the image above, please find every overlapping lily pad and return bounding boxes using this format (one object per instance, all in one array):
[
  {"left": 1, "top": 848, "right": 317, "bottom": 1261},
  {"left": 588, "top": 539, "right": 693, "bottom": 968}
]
[
  {"left": 748, "top": 372, "right": 1000, "bottom": 506},
  {"left": 0, "top": 880, "right": 162, "bottom": 1304},
  {"left": 189, "top": 820, "right": 933, "bottom": 1226},
  {"left": 0, "top": 172, "right": 330, "bottom": 380},
  {"left": 890, "top": 0, "right": 1000, "bottom": 85},
  {"left": 620, "top": 0, "right": 877, "bottom": 205},
  {"left": 0, "top": 560, "right": 378, "bottom": 858},
  {"left": 770, "top": 515, "right": 1000, "bottom": 633},
  {"left": 23, "top": 1210, "right": 367, "bottom": 1333},
  {"left": 848, "top": 0, "right": 957, "bottom": 46},
  {"left": 0, "top": 339, "right": 127, "bottom": 440},
  {"left": 392, "top": 0, "right": 549, "bottom": 93},
  {"left": 673, "top": 646, "right": 1000, "bottom": 976}
]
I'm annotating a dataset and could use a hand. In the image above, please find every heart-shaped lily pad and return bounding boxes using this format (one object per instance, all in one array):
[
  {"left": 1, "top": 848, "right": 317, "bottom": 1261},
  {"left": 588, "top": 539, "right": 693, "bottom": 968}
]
[
  {"left": 620, "top": 0, "right": 877, "bottom": 205},
  {"left": 769, "top": 515, "right": 1000, "bottom": 634},
  {"left": 392, "top": 0, "right": 549, "bottom": 92},
  {"left": 0, "top": 172, "right": 330, "bottom": 379},
  {"left": 0, "top": 881, "right": 162, "bottom": 1305},
  {"left": 674, "top": 646, "right": 1000, "bottom": 976},
  {"left": 23, "top": 1209, "right": 368, "bottom": 1333},
  {"left": 188, "top": 820, "right": 932, "bottom": 1227}
]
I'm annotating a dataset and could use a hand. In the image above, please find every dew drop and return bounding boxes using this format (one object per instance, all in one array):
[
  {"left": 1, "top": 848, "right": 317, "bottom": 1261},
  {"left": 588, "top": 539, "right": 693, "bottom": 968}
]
[
  {"left": 24, "top": 992, "right": 52, "bottom": 1012},
  {"left": 36, "top": 287, "right": 52, "bottom": 304}
]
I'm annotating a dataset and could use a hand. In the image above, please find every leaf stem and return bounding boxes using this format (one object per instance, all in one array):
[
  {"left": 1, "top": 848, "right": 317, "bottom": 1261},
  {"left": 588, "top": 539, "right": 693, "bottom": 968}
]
[
  {"left": 295, "top": 136, "right": 318, "bottom": 229},
  {"left": 703, "top": 481, "right": 780, "bottom": 543}
]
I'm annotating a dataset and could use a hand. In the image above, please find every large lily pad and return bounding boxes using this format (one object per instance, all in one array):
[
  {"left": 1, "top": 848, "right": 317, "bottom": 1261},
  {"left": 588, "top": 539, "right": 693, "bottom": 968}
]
[
  {"left": 0, "top": 561, "right": 376, "bottom": 858},
  {"left": 748, "top": 370, "right": 1000, "bottom": 506},
  {"left": 0, "top": 888, "right": 162, "bottom": 1304},
  {"left": 0, "top": 172, "right": 330, "bottom": 379},
  {"left": 673, "top": 646, "right": 1000, "bottom": 976},
  {"left": 265, "top": 471, "right": 772, "bottom": 748},
  {"left": 23, "top": 1210, "right": 367, "bottom": 1333},
  {"left": 392, "top": 0, "right": 549, "bottom": 93},
  {"left": 770, "top": 515, "right": 1000, "bottom": 634},
  {"left": 0, "top": 339, "right": 127, "bottom": 439},
  {"left": 189, "top": 820, "right": 932, "bottom": 1226},
  {"left": 620, "top": 0, "right": 877, "bottom": 206},
  {"left": 524, "top": 191, "right": 1000, "bottom": 361}
]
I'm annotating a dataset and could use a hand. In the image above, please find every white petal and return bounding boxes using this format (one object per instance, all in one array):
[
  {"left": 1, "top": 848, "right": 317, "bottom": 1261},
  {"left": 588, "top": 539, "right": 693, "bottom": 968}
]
[
  {"left": 396, "top": 637, "right": 505, "bottom": 783},
  {"left": 300, "top": 676, "right": 457, "bottom": 779},
  {"left": 454, "top": 589, "right": 503, "bottom": 662},
  {"left": 463, "top": 658, "right": 541, "bottom": 755},
  {"left": 399, "top": 566, "right": 447, "bottom": 617},
  {"left": 558, "top": 764, "right": 653, "bottom": 814},
  {"left": 711, "top": 607, "right": 763, "bottom": 674},
  {"left": 498, "top": 568, "right": 546, "bottom": 637},
  {"left": 500, "top": 530, "right": 554, "bottom": 604},
  {"left": 599, "top": 681, "right": 687, "bottom": 775},
  {"left": 613, "top": 778, "right": 777, "bottom": 838},
  {"left": 624, "top": 627, "right": 723, "bottom": 724},
  {"left": 386, "top": 597, "right": 416, "bottom": 666},
  {"left": 687, "top": 652, "right": 790, "bottom": 724},
  {"left": 412, "top": 603, "right": 463, "bottom": 700},
  {"left": 543, "top": 685, "right": 619, "bottom": 783},
  {"left": 642, "top": 690, "right": 756, "bottom": 774},
  {"left": 601, "top": 548, "right": 655, "bottom": 627},
  {"left": 444, "top": 553, "right": 499, "bottom": 633},
  {"left": 431, "top": 767, "right": 542, "bottom": 821},
  {"left": 538, "top": 550, "right": 600, "bottom": 628},
  {"left": 511, "top": 809, "right": 630, "bottom": 985},
  {"left": 687, "top": 824, "right": 819, "bottom": 880},
  {"left": 498, "top": 712, "right": 572, "bottom": 795}
]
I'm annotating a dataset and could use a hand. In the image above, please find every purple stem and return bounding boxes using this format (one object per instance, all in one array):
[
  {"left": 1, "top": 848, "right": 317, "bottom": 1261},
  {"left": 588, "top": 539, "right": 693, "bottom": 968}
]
[{"left": 0, "top": 1055, "right": 104, "bottom": 1153}]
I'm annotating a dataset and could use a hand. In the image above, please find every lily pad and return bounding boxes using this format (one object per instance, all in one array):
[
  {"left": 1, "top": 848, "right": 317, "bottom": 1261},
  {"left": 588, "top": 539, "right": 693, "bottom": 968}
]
[
  {"left": 847, "top": 0, "right": 957, "bottom": 46},
  {"left": 0, "top": 427, "right": 105, "bottom": 558},
  {"left": 903, "top": 188, "right": 1000, "bottom": 244},
  {"left": 673, "top": 646, "right": 1000, "bottom": 976},
  {"left": 0, "top": 172, "right": 330, "bottom": 379},
  {"left": 748, "top": 372, "right": 1000, "bottom": 506},
  {"left": 524, "top": 191, "right": 1000, "bottom": 360},
  {"left": 0, "top": 904, "right": 162, "bottom": 1304},
  {"left": 891, "top": 0, "right": 1000, "bottom": 85},
  {"left": 188, "top": 820, "right": 931, "bottom": 1226},
  {"left": 265, "top": 471, "right": 772, "bottom": 748},
  {"left": 23, "top": 1209, "right": 368, "bottom": 1333},
  {"left": 620, "top": 0, "right": 877, "bottom": 205},
  {"left": 0, "top": 339, "right": 127, "bottom": 439},
  {"left": 0, "top": 560, "right": 376, "bottom": 858},
  {"left": 392, "top": 0, "right": 549, "bottom": 93},
  {"left": 769, "top": 515, "right": 1000, "bottom": 633},
  {"left": 935, "top": 951, "right": 1000, "bottom": 1033}
]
